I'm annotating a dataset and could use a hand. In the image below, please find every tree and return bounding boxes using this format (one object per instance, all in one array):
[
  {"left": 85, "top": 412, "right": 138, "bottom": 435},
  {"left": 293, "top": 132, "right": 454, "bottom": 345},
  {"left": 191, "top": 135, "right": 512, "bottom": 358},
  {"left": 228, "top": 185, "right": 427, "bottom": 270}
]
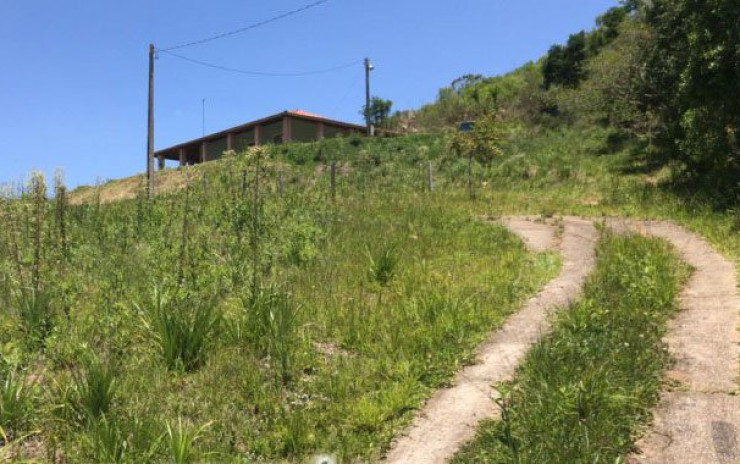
[
  {"left": 639, "top": 0, "right": 740, "bottom": 195},
  {"left": 451, "top": 74, "right": 484, "bottom": 94},
  {"left": 580, "top": 20, "right": 655, "bottom": 134},
  {"left": 594, "top": 6, "right": 629, "bottom": 43},
  {"left": 542, "top": 31, "right": 588, "bottom": 89},
  {"left": 543, "top": 6, "right": 631, "bottom": 90},
  {"left": 362, "top": 97, "right": 393, "bottom": 128},
  {"left": 448, "top": 113, "right": 507, "bottom": 164}
]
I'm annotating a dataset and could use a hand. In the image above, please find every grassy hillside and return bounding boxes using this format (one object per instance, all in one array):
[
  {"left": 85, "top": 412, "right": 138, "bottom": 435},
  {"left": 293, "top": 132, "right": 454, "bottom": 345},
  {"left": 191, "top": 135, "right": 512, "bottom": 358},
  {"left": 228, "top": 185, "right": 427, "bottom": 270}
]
[
  {"left": 1, "top": 135, "right": 562, "bottom": 462},
  {"left": 5, "top": 1, "right": 740, "bottom": 460},
  {"left": 7, "top": 113, "right": 740, "bottom": 463}
]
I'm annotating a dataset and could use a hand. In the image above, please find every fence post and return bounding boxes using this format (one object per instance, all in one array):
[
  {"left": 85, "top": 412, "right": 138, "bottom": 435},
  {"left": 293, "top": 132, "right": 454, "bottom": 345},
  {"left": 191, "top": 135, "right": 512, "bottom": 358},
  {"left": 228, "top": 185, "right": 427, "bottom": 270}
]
[
  {"left": 468, "top": 157, "right": 475, "bottom": 201},
  {"left": 330, "top": 161, "right": 337, "bottom": 200},
  {"left": 428, "top": 161, "right": 434, "bottom": 193}
]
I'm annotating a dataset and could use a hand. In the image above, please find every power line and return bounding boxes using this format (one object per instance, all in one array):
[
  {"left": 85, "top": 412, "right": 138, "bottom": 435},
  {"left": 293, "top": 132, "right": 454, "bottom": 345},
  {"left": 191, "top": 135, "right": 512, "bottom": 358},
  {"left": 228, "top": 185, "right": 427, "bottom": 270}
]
[
  {"left": 159, "top": 49, "right": 362, "bottom": 77},
  {"left": 160, "top": 0, "right": 331, "bottom": 52},
  {"left": 331, "top": 73, "right": 363, "bottom": 115}
]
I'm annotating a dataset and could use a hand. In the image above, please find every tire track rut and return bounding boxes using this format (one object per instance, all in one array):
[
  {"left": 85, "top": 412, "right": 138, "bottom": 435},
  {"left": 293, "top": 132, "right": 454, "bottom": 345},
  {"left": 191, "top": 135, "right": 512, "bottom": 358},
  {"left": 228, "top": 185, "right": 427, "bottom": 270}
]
[{"left": 385, "top": 217, "right": 598, "bottom": 464}]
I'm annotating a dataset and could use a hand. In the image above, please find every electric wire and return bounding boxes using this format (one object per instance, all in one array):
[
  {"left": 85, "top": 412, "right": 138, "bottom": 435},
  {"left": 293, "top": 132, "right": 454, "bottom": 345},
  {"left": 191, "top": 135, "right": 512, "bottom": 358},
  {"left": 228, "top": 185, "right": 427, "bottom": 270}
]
[
  {"left": 160, "top": 0, "right": 331, "bottom": 51},
  {"left": 159, "top": 49, "right": 361, "bottom": 77},
  {"left": 331, "top": 73, "right": 363, "bottom": 115}
]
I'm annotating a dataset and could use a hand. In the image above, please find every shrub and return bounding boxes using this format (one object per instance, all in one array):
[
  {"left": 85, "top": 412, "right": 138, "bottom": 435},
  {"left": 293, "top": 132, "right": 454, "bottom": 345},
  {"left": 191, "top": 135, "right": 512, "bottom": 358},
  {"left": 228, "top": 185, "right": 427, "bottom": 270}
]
[{"left": 447, "top": 113, "right": 507, "bottom": 164}]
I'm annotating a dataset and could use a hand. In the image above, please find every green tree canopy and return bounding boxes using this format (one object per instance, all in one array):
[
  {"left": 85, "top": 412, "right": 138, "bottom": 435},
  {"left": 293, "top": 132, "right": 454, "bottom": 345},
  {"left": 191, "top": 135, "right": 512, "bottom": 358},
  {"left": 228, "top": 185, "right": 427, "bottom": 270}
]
[
  {"left": 362, "top": 97, "right": 394, "bottom": 128},
  {"left": 640, "top": 0, "right": 740, "bottom": 194}
]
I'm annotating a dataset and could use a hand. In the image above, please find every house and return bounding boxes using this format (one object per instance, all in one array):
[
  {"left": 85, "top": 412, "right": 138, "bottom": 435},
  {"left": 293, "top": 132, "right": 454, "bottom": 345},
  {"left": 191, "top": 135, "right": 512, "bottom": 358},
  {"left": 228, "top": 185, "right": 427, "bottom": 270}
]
[{"left": 154, "top": 110, "right": 367, "bottom": 168}]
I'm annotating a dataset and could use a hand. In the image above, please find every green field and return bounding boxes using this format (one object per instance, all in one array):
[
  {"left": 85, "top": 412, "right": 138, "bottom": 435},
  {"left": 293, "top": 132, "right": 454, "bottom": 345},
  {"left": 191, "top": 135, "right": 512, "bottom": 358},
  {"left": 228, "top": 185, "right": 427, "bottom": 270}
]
[{"left": 0, "top": 137, "right": 562, "bottom": 462}]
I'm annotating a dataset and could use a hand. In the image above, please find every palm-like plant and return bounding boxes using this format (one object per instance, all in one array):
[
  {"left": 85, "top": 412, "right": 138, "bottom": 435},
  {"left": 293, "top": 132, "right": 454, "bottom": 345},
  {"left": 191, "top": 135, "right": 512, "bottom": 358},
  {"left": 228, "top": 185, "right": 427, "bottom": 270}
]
[{"left": 140, "top": 287, "right": 221, "bottom": 372}]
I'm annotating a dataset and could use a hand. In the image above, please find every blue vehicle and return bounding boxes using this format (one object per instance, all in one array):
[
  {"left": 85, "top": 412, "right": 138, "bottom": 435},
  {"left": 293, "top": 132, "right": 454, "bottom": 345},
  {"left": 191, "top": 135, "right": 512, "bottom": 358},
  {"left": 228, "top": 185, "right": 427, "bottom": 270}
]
[{"left": 458, "top": 121, "right": 476, "bottom": 133}]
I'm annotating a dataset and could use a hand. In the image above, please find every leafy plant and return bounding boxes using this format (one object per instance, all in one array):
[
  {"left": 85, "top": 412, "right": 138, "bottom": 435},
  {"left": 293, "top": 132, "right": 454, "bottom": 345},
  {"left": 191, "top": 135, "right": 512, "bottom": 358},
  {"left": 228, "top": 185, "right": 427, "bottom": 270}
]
[
  {"left": 368, "top": 244, "right": 399, "bottom": 288},
  {"left": 67, "top": 357, "right": 117, "bottom": 424},
  {"left": 14, "top": 288, "right": 53, "bottom": 348},
  {"left": 0, "top": 370, "right": 33, "bottom": 433},
  {"left": 166, "top": 418, "right": 209, "bottom": 464},
  {"left": 140, "top": 288, "right": 222, "bottom": 372}
]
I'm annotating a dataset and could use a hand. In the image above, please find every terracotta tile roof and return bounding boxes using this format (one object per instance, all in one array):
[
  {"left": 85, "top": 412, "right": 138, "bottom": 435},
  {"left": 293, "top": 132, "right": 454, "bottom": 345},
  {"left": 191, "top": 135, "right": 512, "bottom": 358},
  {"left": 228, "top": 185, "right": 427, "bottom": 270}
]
[{"left": 288, "top": 109, "right": 326, "bottom": 119}]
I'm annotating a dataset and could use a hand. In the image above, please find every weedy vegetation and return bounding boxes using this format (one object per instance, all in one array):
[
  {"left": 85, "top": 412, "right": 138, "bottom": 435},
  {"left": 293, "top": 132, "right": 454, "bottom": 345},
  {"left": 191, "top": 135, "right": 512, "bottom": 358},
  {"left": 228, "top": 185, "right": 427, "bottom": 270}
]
[
  {"left": 6, "top": 120, "right": 740, "bottom": 463},
  {"left": 0, "top": 137, "right": 561, "bottom": 462},
  {"left": 5, "top": 4, "right": 740, "bottom": 459}
]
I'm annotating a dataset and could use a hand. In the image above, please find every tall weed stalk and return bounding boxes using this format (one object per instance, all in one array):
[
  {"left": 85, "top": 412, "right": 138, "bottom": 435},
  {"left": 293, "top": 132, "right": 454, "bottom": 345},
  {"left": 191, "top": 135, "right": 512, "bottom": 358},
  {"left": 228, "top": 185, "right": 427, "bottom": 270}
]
[
  {"left": 30, "top": 173, "right": 46, "bottom": 293},
  {"left": 243, "top": 284, "right": 301, "bottom": 385}
]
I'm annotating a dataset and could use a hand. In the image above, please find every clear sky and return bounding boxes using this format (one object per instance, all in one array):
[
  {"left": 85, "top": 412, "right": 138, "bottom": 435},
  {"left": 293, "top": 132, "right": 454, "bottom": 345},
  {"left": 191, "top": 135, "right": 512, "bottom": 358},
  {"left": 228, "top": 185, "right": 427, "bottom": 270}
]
[{"left": 0, "top": 0, "right": 618, "bottom": 189}]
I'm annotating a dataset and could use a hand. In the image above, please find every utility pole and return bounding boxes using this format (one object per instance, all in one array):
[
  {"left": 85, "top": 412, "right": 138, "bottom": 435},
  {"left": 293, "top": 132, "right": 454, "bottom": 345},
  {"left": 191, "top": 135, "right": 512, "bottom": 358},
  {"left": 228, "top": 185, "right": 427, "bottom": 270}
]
[
  {"left": 364, "top": 57, "right": 374, "bottom": 136},
  {"left": 202, "top": 98, "right": 206, "bottom": 136},
  {"left": 146, "top": 43, "right": 155, "bottom": 199}
]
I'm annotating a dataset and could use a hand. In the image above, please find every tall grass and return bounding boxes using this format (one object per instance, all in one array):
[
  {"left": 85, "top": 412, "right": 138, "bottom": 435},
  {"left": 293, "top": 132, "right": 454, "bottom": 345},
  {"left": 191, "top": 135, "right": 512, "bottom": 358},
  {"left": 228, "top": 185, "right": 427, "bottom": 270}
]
[
  {"left": 0, "top": 370, "right": 33, "bottom": 434},
  {"left": 242, "top": 284, "right": 302, "bottom": 385},
  {"left": 1, "top": 128, "right": 709, "bottom": 461},
  {"left": 81, "top": 415, "right": 163, "bottom": 464},
  {"left": 85, "top": 416, "right": 127, "bottom": 463},
  {"left": 367, "top": 244, "right": 399, "bottom": 288}
]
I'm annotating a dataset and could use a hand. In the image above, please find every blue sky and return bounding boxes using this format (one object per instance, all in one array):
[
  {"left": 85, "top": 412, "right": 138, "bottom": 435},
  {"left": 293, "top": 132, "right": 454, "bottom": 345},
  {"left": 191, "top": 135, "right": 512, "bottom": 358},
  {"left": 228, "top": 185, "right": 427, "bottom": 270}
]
[{"left": 0, "top": 0, "right": 618, "bottom": 188}]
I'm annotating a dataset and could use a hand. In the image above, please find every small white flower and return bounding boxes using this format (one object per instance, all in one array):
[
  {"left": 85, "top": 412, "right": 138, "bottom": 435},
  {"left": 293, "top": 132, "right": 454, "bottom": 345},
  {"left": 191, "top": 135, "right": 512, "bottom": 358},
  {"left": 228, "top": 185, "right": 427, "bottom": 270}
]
[{"left": 314, "top": 455, "right": 337, "bottom": 464}]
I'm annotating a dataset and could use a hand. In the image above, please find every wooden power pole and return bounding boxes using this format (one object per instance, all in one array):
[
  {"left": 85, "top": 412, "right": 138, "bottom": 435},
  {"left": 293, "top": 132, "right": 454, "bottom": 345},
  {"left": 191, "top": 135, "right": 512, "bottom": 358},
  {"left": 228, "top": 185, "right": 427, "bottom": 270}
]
[
  {"left": 146, "top": 44, "right": 155, "bottom": 199},
  {"left": 364, "top": 57, "right": 373, "bottom": 136}
]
